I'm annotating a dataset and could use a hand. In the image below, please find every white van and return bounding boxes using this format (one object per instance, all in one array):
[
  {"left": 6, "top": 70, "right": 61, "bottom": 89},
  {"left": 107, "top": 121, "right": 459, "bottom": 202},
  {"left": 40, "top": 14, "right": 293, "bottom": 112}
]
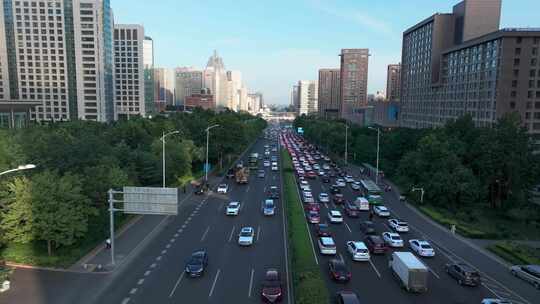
[{"left": 354, "top": 197, "right": 370, "bottom": 211}]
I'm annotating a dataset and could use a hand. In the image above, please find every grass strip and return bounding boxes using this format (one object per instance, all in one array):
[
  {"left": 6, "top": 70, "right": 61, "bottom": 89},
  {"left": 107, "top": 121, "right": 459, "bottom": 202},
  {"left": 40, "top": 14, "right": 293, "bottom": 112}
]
[{"left": 487, "top": 241, "right": 540, "bottom": 265}]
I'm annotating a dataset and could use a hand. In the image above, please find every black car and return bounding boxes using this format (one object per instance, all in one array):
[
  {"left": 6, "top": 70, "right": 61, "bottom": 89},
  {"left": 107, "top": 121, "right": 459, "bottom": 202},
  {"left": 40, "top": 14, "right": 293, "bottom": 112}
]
[
  {"left": 322, "top": 176, "right": 330, "bottom": 183},
  {"left": 316, "top": 223, "right": 331, "bottom": 237},
  {"left": 185, "top": 250, "right": 208, "bottom": 277},
  {"left": 329, "top": 171, "right": 337, "bottom": 178},
  {"left": 328, "top": 259, "right": 351, "bottom": 282},
  {"left": 359, "top": 221, "right": 376, "bottom": 235},
  {"left": 445, "top": 262, "right": 481, "bottom": 286},
  {"left": 330, "top": 185, "right": 341, "bottom": 194},
  {"left": 336, "top": 291, "right": 361, "bottom": 304},
  {"left": 267, "top": 186, "right": 279, "bottom": 199}
]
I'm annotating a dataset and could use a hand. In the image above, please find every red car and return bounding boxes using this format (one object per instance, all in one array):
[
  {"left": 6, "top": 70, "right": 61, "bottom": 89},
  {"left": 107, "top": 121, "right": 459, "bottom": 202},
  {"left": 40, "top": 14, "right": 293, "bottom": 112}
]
[
  {"left": 333, "top": 193, "right": 345, "bottom": 204},
  {"left": 261, "top": 268, "right": 283, "bottom": 303},
  {"left": 328, "top": 259, "right": 351, "bottom": 283},
  {"left": 304, "top": 203, "right": 321, "bottom": 212},
  {"left": 306, "top": 171, "right": 317, "bottom": 179},
  {"left": 306, "top": 211, "right": 321, "bottom": 224},
  {"left": 364, "top": 235, "right": 389, "bottom": 254}
]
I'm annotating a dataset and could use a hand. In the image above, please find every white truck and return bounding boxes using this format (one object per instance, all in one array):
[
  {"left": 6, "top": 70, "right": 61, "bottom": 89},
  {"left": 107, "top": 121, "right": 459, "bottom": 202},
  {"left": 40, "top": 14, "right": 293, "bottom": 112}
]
[{"left": 389, "top": 252, "right": 428, "bottom": 292}]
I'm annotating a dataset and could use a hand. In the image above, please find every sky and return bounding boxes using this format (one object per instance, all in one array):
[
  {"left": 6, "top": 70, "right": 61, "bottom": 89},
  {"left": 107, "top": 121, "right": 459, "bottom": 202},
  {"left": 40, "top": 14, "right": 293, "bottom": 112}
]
[{"left": 112, "top": 0, "right": 540, "bottom": 105}]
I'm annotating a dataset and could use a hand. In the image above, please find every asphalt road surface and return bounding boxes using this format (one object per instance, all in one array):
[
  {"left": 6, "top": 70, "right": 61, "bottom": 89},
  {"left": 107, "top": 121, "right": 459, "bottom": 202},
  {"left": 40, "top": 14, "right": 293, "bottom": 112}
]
[{"left": 95, "top": 135, "right": 290, "bottom": 304}]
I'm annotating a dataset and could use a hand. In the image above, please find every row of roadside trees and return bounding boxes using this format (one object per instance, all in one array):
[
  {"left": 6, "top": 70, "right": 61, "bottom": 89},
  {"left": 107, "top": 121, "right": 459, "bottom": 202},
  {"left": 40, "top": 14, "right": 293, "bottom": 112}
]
[
  {"left": 294, "top": 114, "right": 540, "bottom": 239},
  {"left": 0, "top": 108, "right": 266, "bottom": 265}
]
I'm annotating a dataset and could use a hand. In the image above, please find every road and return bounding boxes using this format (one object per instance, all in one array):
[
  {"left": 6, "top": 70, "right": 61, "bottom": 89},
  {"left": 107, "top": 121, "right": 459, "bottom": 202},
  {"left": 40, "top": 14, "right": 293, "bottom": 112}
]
[
  {"left": 284, "top": 132, "right": 537, "bottom": 304},
  {"left": 95, "top": 134, "right": 290, "bottom": 304}
]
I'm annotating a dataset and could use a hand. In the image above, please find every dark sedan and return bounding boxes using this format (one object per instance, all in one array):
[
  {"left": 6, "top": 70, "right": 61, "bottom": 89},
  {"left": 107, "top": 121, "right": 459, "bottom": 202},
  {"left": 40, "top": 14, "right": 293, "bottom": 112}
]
[
  {"left": 344, "top": 202, "right": 360, "bottom": 218},
  {"left": 328, "top": 259, "right": 351, "bottom": 283},
  {"left": 261, "top": 268, "right": 283, "bottom": 303},
  {"left": 185, "top": 250, "right": 208, "bottom": 277},
  {"left": 316, "top": 223, "right": 331, "bottom": 237}
]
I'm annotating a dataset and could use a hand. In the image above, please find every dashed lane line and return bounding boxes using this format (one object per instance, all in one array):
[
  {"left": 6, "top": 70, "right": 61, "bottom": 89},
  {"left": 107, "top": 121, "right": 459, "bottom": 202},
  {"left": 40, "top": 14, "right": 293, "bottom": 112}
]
[
  {"left": 121, "top": 298, "right": 130, "bottom": 304},
  {"left": 137, "top": 279, "right": 144, "bottom": 285},
  {"left": 208, "top": 269, "right": 221, "bottom": 298},
  {"left": 201, "top": 226, "right": 210, "bottom": 242},
  {"left": 168, "top": 271, "right": 185, "bottom": 298},
  {"left": 228, "top": 226, "right": 236, "bottom": 243},
  {"left": 248, "top": 268, "right": 255, "bottom": 297},
  {"left": 368, "top": 259, "right": 382, "bottom": 278},
  {"left": 344, "top": 222, "right": 352, "bottom": 233}
]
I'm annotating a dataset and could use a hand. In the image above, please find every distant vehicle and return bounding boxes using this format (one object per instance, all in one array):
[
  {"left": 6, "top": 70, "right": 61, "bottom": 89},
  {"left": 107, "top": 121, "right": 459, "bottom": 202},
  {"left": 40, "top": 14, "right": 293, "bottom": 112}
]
[
  {"left": 445, "top": 262, "right": 481, "bottom": 286},
  {"left": 359, "top": 221, "right": 376, "bottom": 235},
  {"left": 364, "top": 235, "right": 388, "bottom": 254},
  {"left": 226, "top": 201, "right": 241, "bottom": 216},
  {"left": 304, "top": 203, "right": 321, "bottom": 213},
  {"left": 346, "top": 241, "right": 370, "bottom": 261},
  {"left": 271, "top": 156, "right": 278, "bottom": 162},
  {"left": 271, "top": 165, "right": 278, "bottom": 171},
  {"left": 333, "top": 193, "right": 345, "bottom": 204},
  {"left": 238, "top": 227, "right": 255, "bottom": 246},
  {"left": 226, "top": 169, "right": 235, "bottom": 179},
  {"left": 299, "top": 181, "right": 311, "bottom": 192},
  {"left": 336, "top": 179, "right": 346, "bottom": 187},
  {"left": 351, "top": 181, "right": 361, "bottom": 190},
  {"left": 510, "top": 264, "right": 540, "bottom": 289},
  {"left": 322, "top": 176, "right": 330, "bottom": 183},
  {"left": 267, "top": 186, "right": 279, "bottom": 199},
  {"left": 235, "top": 167, "right": 249, "bottom": 184},
  {"left": 263, "top": 160, "right": 271, "bottom": 167},
  {"left": 316, "top": 223, "right": 331, "bottom": 237},
  {"left": 328, "top": 259, "right": 351, "bottom": 282},
  {"left": 318, "top": 170, "right": 325, "bottom": 176},
  {"left": 344, "top": 175, "right": 354, "bottom": 183},
  {"left": 258, "top": 170, "right": 266, "bottom": 178},
  {"left": 382, "top": 232, "right": 404, "bottom": 248},
  {"left": 306, "top": 171, "right": 316, "bottom": 179},
  {"left": 322, "top": 164, "right": 330, "bottom": 170},
  {"left": 344, "top": 201, "right": 360, "bottom": 218},
  {"left": 335, "top": 291, "right": 361, "bottom": 304},
  {"left": 260, "top": 268, "right": 283, "bottom": 303},
  {"left": 354, "top": 197, "right": 369, "bottom": 211},
  {"left": 185, "top": 250, "right": 208, "bottom": 277},
  {"left": 389, "top": 252, "right": 429, "bottom": 292},
  {"left": 217, "top": 183, "right": 229, "bottom": 194},
  {"left": 373, "top": 205, "right": 390, "bottom": 217},
  {"left": 409, "top": 239, "right": 435, "bottom": 257},
  {"left": 388, "top": 219, "right": 410, "bottom": 233},
  {"left": 318, "top": 192, "right": 330, "bottom": 203},
  {"left": 318, "top": 237, "right": 337, "bottom": 255},
  {"left": 330, "top": 185, "right": 341, "bottom": 194},
  {"left": 262, "top": 199, "right": 275, "bottom": 216},
  {"left": 328, "top": 210, "right": 343, "bottom": 223},
  {"left": 307, "top": 211, "right": 321, "bottom": 224}
]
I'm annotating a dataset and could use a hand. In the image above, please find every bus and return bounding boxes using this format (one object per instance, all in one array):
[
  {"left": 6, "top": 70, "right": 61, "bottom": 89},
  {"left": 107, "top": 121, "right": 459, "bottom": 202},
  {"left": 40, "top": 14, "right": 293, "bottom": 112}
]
[{"left": 360, "top": 179, "right": 382, "bottom": 196}]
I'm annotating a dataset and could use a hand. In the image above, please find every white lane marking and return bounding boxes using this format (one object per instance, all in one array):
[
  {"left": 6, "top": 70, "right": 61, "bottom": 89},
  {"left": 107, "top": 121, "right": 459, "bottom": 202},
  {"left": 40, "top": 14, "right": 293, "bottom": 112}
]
[
  {"left": 324, "top": 203, "right": 329, "bottom": 209},
  {"left": 256, "top": 225, "right": 261, "bottom": 242},
  {"left": 166, "top": 244, "right": 171, "bottom": 249},
  {"left": 187, "top": 216, "right": 192, "bottom": 221},
  {"left": 344, "top": 222, "right": 352, "bottom": 233},
  {"left": 129, "top": 288, "right": 137, "bottom": 295},
  {"left": 201, "top": 226, "right": 210, "bottom": 242},
  {"left": 208, "top": 269, "right": 221, "bottom": 298},
  {"left": 218, "top": 202, "right": 225, "bottom": 212},
  {"left": 161, "top": 250, "right": 167, "bottom": 254},
  {"left": 228, "top": 226, "right": 235, "bottom": 243},
  {"left": 368, "top": 259, "right": 382, "bottom": 278},
  {"left": 144, "top": 270, "right": 151, "bottom": 276},
  {"left": 246, "top": 185, "right": 251, "bottom": 192},
  {"left": 428, "top": 266, "right": 440, "bottom": 279},
  {"left": 170, "top": 238, "right": 176, "bottom": 243},
  {"left": 156, "top": 256, "right": 162, "bottom": 261},
  {"left": 339, "top": 253, "right": 345, "bottom": 262},
  {"left": 168, "top": 271, "right": 185, "bottom": 298},
  {"left": 121, "top": 298, "right": 130, "bottom": 304},
  {"left": 150, "top": 263, "right": 157, "bottom": 268},
  {"left": 174, "top": 233, "right": 179, "bottom": 237},
  {"left": 182, "top": 224, "right": 187, "bottom": 229},
  {"left": 248, "top": 268, "right": 255, "bottom": 297},
  {"left": 137, "top": 279, "right": 144, "bottom": 285},
  {"left": 177, "top": 228, "right": 182, "bottom": 233}
]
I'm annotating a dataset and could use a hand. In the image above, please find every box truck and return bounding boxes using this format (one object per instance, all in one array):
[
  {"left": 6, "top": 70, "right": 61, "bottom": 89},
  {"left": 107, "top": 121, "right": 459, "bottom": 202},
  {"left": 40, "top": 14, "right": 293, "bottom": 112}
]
[{"left": 388, "top": 252, "right": 428, "bottom": 292}]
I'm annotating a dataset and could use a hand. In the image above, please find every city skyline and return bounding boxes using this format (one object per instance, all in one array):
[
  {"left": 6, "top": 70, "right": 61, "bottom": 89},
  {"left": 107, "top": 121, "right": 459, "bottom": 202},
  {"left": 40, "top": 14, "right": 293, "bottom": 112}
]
[{"left": 112, "top": 0, "right": 540, "bottom": 105}]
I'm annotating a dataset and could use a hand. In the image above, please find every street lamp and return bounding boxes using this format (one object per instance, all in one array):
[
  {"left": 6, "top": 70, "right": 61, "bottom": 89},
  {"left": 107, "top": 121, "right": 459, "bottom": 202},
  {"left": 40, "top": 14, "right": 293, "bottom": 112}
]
[
  {"left": 0, "top": 164, "right": 37, "bottom": 177},
  {"left": 368, "top": 126, "right": 381, "bottom": 185},
  {"left": 411, "top": 187, "right": 425, "bottom": 204},
  {"left": 161, "top": 130, "right": 181, "bottom": 188},
  {"left": 344, "top": 124, "right": 349, "bottom": 166},
  {"left": 205, "top": 124, "right": 220, "bottom": 183}
]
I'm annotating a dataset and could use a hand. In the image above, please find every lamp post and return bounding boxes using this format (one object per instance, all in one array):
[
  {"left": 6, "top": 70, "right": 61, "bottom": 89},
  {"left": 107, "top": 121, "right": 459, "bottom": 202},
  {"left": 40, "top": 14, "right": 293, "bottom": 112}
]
[
  {"left": 0, "top": 164, "right": 36, "bottom": 177},
  {"left": 161, "top": 130, "right": 181, "bottom": 188},
  {"left": 344, "top": 124, "right": 349, "bottom": 166},
  {"left": 411, "top": 187, "right": 425, "bottom": 204},
  {"left": 205, "top": 124, "right": 220, "bottom": 183},
  {"left": 368, "top": 127, "right": 380, "bottom": 184}
]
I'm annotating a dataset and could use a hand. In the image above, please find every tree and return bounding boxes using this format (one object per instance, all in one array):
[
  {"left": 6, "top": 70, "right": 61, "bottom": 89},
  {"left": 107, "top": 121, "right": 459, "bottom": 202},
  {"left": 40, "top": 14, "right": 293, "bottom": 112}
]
[{"left": 0, "top": 177, "right": 35, "bottom": 244}]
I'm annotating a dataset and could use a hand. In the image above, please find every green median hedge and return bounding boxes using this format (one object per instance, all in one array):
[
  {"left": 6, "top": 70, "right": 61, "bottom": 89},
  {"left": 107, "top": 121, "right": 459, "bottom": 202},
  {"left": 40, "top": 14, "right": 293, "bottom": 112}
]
[
  {"left": 487, "top": 241, "right": 540, "bottom": 265},
  {"left": 281, "top": 149, "right": 329, "bottom": 304}
]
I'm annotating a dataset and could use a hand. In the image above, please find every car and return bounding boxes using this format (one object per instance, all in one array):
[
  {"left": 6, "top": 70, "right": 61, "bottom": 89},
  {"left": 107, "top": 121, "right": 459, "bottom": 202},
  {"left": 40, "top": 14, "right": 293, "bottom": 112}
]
[
  {"left": 328, "top": 259, "right": 351, "bottom": 282},
  {"left": 328, "top": 210, "right": 343, "bottom": 223},
  {"left": 364, "top": 235, "right": 389, "bottom": 254},
  {"left": 263, "top": 160, "right": 271, "bottom": 167},
  {"left": 346, "top": 241, "right": 370, "bottom": 261},
  {"left": 267, "top": 186, "right": 279, "bottom": 198},
  {"left": 313, "top": 164, "right": 320, "bottom": 170},
  {"left": 217, "top": 183, "right": 229, "bottom": 194},
  {"left": 322, "top": 164, "right": 330, "bottom": 170},
  {"left": 336, "top": 291, "right": 361, "bottom": 304},
  {"left": 373, "top": 205, "right": 390, "bottom": 217},
  {"left": 258, "top": 169, "right": 266, "bottom": 178},
  {"left": 265, "top": 150, "right": 270, "bottom": 156},
  {"left": 318, "top": 237, "right": 337, "bottom": 255},
  {"left": 336, "top": 179, "right": 346, "bottom": 187},
  {"left": 382, "top": 232, "right": 404, "bottom": 247},
  {"left": 318, "top": 192, "right": 330, "bottom": 203},
  {"left": 299, "top": 181, "right": 311, "bottom": 192},
  {"left": 333, "top": 193, "right": 345, "bottom": 204},
  {"left": 388, "top": 219, "right": 409, "bottom": 233},
  {"left": 238, "top": 227, "right": 255, "bottom": 246},
  {"left": 344, "top": 175, "right": 354, "bottom": 183},
  {"left": 318, "top": 170, "right": 325, "bottom": 176},
  {"left": 510, "top": 264, "right": 540, "bottom": 289},
  {"left": 304, "top": 203, "right": 321, "bottom": 212},
  {"left": 343, "top": 202, "right": 359, "bottom": 218},
  {"left": 303, "top": 191, "right": 313, "bottom": 198},
  {"left": 316, "top": 223, "right": 331, "bottom": 237},
  {"left": 329, "top": 171, "right": 337, "bottom": 178},
  {"left": 445, "top": 262, "right": 481, "bottom": 286},
  {"left": 351, "top": 181, "right": 361, "bottom": 190},
  {"left": 359, "top": 221, "right": 376, "bottom": 235},
  {"left": 262, "top": 199, "right": 275, "bottom": 216},
  {"left": 322, "top": 176, "right": 330, "bottom": 183},
  {"left": 481, "top": 299, "right": 512, "bottom": 304},
  {"left": 185, "top": 250, "right": 208, "bottom": 277},
  {"left": 306, "top": 171, "right": 316, "bottom": 179},
  {"left": 307, "top": 211, "right": 321, "bottom": 224},
  {"left": 271, "top": 165, "right": 278, "bottom": 171},
  {"left": 330, "top": 185, "right": 341, "bottom": 194},
  {"left": 409, "top": 239, "right": 435, "bottom": 257},
  {"left": 226, "top": 201, "right": 241, "bottom": 216},
  {"left": 271, "top": 156, "right": 277, "bottom": 162},
  {"left": 260, "top": 268, "right": 283, "bottom": 303}
]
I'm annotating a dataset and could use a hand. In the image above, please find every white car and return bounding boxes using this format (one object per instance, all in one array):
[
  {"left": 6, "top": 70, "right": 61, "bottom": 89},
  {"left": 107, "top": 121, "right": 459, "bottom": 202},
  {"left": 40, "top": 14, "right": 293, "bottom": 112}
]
[
  {"left": 322, "top": 164, "right": 330, "bottom": 170},
  {"left": 300, "top": 182, "right": 311, "bottom": 192},
  {"left": 318, "top": 170, "right": 325, "bottom": 176},
  {"left": 388, "top": 219, "right": 409, "bottom": 233},
  {"left": 409, "top": 239, "right": 435, "bottom": 257},
  {"left": 328, "top": 210, "right": 343, "bottom": 223},
  {"left": 318, "top": 237, "right": 337, "bottom": 255},
  {"left": 346, "top": 241, "right": 370, "bottom": 261},
  {"left": 226, "top": 201, "right": 240, "bottom": 216},
  {"left": 318, "top": 192, "right": 330, "bottom": 203},
  {"left": 351, "top": 181, "right": 361, "bottom": 190},
  {"left": 238, "top": 227, "right": 255, "bottom": 246},
  {"left": 373, "top": 205, "right": 390, "bottom": 217},
  {"left": 382, "top": 232, "right": 404, "bottom": 247},
  {"left": 262, "top": 199, "right": 275, "bottom": 216},
  {"left": 336, "top": 179, "right": 346, "bottom": 187},
  {"left": 217, "top": 184, "right": 229, "bottom": 194},
  {"left": 263, "top": 160, "right": 270, "bottom": 167},
  {"left": 313, "top": 164, "right": 320, "bottom": 170},
  {"left": 303, "top": 191, "right": 313, "bottom": 198},
  {"left": 344, "top": 175, "right": 354, "bottom": 183},
  {"left": 272, "top": 165, "right": 278, "bottom": 171}
]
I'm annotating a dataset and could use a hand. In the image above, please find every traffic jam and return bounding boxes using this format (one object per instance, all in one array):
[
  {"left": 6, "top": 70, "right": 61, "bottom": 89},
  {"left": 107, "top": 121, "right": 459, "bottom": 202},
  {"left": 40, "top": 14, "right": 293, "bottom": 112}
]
[{"left": 279, "top": 129, "right": 514, "bottom": 304}]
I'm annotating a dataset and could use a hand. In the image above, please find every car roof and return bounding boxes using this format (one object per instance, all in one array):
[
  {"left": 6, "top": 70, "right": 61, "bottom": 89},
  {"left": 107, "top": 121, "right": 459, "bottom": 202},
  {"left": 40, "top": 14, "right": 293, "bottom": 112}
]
[
  {"left": 241, "top": 227, "right": 253, "bottom": 232},
  {"left": 376, "top": 205, "right": 388, "bottom": 209},
  {"left": 385, "top": 232, "right": 400, "bottom": 237},
  {"left": 320, "top": 237, "right": 335, "bottom": 245},
  {"left": 349, "top": 241, "right": 367, "bottom": 249}
]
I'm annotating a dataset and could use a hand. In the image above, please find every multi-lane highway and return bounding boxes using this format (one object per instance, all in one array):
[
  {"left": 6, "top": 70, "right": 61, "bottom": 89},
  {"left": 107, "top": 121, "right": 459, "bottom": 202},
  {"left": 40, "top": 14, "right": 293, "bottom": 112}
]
[
  {"left": 96, "top": 132, "right": 290, "bottom": 304},
  {"left": 281, "top": 130, "right": 536, "bottom": 304}
]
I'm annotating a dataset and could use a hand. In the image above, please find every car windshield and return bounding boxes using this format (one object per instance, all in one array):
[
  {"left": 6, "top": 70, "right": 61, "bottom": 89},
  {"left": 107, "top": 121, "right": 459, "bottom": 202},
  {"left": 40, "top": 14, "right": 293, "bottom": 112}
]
[
  {"left": 265, "top": 202, "right": 273, "bottom": 208},
  {"left": 398, "top": 222, "right": 408, "bottom": 226},
  {"left": 391, "top": 235, "right": 401, "bottom": 240},
  {"left": 420, "top": 244, "right": 432, "bottom": 249}
]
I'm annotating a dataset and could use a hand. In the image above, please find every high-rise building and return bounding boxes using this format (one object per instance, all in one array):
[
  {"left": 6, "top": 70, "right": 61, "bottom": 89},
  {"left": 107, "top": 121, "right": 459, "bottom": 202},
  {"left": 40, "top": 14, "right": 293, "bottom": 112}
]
[
  {"left": 339, "top": 49, "right": 369, "bottom": 123},
  {"left": 205, "top": 50, "right": 228, "bottom": 109},
  {"left": 143, "top": 36, "right": 155, "bottom": 116},
  {"left": 154, "top": 67, "right": 175, "bottom": 110},
  {"left": 175, "top": 67, "right": 203, "bottom": 108},
  {"left": 0, "top": 0, "right": 115, "bottom": 123},
  {"left": 247, "top": 92, "right": 263, "bottom": 114},
  {"left": 291, "top": 85, "right": 299, "bottom": 112},
  {"left": 386, "top": 64, "right": 401, "bottom": 102},
  {"left": 297, "top": 80, "right": 318, "bottom": 115},
  {"left": 226, "top": 70, "right": 242, "bottom": 111},
  {"left": 185, "top": 88, "right": 214, "bottom": 110},
  {"left": 400, "top": 0, "right": 540, "bottom": 135},
  {"left": 113, "top": 24, "right": 145, "bottom": 119},
  {"left": 318, "top": 68, "right": 341, "bottom": 119}
]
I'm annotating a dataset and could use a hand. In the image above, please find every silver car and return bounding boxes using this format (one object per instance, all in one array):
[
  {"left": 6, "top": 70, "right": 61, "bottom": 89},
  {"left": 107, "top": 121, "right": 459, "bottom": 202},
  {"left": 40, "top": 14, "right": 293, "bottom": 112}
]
[{"left": 510, "top": 264, "right": 540, "bottom": 289}]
